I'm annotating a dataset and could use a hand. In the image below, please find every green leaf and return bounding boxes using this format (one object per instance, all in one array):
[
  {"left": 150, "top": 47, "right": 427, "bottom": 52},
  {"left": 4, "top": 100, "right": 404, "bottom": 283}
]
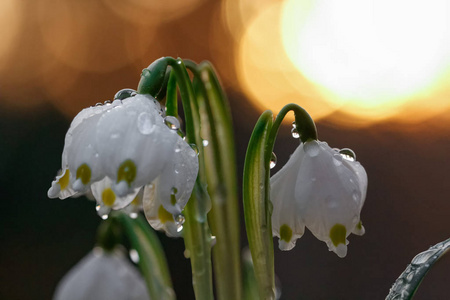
[
  {"left": 386, "top": 238, "right": 450, "bottom": 300},
  {"left": 243, "top": 110, "right": 276, "bottom": 300}
]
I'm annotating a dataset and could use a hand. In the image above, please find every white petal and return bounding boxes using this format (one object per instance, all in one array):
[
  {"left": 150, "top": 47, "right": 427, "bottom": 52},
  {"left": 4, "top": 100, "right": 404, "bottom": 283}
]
[
  {"left": 142, "top": 184, "right": 182, "bottom": 238},
  {"left": 91, "top": 177, "right": 140, "bottom": 218},
  {"left": 270, "top": 144, "right": 305, "bottom": 251},
  {"left": 96, "top": 95, "right": 177, "bottom": 196},
  {"left": 295, "top": 141, "right": 366, "bottom": 256},
  {"left": 53, "top": 248, "right": 150, "bottom": 300},
  {"left": 154, "top": 137, "right": 199, "bottom": 215},
  {"left": 48, "top": 168, "right": 80, "bottom": 199}
]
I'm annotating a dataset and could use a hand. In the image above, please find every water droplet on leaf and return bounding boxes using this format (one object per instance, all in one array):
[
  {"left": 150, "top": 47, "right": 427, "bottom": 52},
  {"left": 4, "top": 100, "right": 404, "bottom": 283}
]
[
  {"left": 270, "top": 152, "right": 277, "bottom": 169},
  {"left": 164, "top": 116, "right": 180, "bottom": 130}
]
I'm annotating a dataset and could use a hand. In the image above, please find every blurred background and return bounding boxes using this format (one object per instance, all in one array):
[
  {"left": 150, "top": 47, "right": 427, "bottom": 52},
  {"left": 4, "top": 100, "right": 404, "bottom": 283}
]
[{"left": 1, "top": 0, "right": 450, "bottom": 299}]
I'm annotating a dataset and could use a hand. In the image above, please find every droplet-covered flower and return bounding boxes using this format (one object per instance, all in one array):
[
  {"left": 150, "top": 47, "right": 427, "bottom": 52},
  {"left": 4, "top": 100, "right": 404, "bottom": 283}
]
[
  {"left": 271, "top": 140, "right": 367, "bottom": 257},
  {"left": 48, "top": 93, "right": 199, "bottom": 234}
]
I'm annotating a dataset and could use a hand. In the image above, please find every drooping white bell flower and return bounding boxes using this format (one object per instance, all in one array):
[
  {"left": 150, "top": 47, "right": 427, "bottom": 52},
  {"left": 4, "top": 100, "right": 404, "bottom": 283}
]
[
  {"left": 53, "top": 248, "right": 150, "bottom": 300},
  {"left": 271, "top": 140, "right": 367, "bottom": 258},
  {"left": 48, "top": 93, "right": 199, "bottom": 221},
  {"left": 142, "top": 137, "right": 199, "bottom": 236}
]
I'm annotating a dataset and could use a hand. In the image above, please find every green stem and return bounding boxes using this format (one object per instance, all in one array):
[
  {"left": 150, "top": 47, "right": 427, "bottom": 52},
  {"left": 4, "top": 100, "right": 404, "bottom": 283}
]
[
  {"left": 165, "top": 70, "right": 178, "bottom": 117},
  {"left": 243, "top": 110, "right": 275, "bottom": 300},
  {"left": 266, "top": 103, "right": 318, "bottom": 159},
  {"left": 185, "top": 60, "right": 243, "bottom": 300},
  {"left": 165, "top": 57, "right": 214, "bottom": 300},
  {"left": 112, "top": 212, "right": 175, "bottom": 300}
]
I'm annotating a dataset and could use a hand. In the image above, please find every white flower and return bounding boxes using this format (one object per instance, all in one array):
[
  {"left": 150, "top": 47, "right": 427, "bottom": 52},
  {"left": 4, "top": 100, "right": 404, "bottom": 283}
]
[
  {"left": 48, "top": 94, "right": 199, "bottom": 226},
  {"left": 271, "top": 140, "right": 367, "bottom": 258},
  {"left": 53, "top": 248, "right": 150, "bottom": 300}
]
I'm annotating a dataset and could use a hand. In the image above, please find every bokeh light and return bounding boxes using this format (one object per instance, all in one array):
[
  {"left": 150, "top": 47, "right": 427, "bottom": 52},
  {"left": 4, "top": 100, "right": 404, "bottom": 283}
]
[{"left": 282, "top": 0, "right": 450, "bottom": 122}]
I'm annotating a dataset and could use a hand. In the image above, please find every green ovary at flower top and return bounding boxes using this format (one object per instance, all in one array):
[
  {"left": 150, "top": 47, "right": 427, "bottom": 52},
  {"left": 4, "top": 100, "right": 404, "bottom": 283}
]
[
  {"left": 271, "top": 140, "right": 367, "bottom": 258},
  {"left": 47, "top": 92, "right": 199, "bottom": 236}
]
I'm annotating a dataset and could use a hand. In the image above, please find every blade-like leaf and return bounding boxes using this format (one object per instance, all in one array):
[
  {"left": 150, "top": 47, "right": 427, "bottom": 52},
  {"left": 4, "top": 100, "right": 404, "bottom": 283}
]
[{"left": 386, "top": 238, "right": 450, "bottom": 300}]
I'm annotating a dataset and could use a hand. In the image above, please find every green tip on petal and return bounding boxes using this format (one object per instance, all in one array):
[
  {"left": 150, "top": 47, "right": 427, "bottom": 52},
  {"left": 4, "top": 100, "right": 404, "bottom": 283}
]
[
  {"left": 280, "top": 224, "right": 293, "bottom": 243},
  {"left": 329, "top": 224, "right": 346, "bottom": 247},
  {"left": 76, "top": 164, "right": 91, "bottom": 185},
  {"left": 117, "top": 159, "right": 137, "bottom": 187}
]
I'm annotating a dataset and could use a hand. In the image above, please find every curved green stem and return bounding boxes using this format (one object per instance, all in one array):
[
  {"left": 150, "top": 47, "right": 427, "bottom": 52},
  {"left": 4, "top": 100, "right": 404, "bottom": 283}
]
[
  {"left": 243, "top": 110, "right": 275, "bottom": 300},
  {"left": 266, "top": 103, "right": 318, "bottom": 161},
  {"left": 185, "top": 60, "right": 243, "bottom": 300},
  {"left": 165, "top": 70, "right": 178, "bottom": 117},
  {"left": 165, "top": 57, "right": 214, "bottom": 300}
]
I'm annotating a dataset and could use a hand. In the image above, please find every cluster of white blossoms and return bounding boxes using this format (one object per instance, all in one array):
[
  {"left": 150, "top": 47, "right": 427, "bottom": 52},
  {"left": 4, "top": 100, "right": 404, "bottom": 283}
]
[
  {"left": 48, "top": 92, "right": 199, "bottom": 236},
  {"left": 271, "top": 140, "right": 367, "bottom": 258}
]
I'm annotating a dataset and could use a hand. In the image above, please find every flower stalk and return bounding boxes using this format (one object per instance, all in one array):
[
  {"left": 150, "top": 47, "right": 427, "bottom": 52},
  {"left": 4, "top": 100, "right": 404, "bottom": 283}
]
[
  {"left": 139, "top": 57, "right": 215, "bottom": 300},
  {"left": 185, "top": 60, "right": 243, "bottom": 300}
]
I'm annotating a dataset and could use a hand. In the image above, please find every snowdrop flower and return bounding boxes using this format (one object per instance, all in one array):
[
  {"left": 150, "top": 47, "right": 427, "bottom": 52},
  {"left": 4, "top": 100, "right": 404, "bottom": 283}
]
[
  {"left": 53, "top": 248, "right": 150, "bottom": 300},
  {"left": 271, "top": 140, "right": 367, "bottom": 258},
  {"left": 48, "top": 93, "right": 199, "bottom": 224}
]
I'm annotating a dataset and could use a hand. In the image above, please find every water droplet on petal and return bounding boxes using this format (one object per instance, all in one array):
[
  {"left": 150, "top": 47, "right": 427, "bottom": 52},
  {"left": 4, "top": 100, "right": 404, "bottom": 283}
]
[
  {"left": 114, "top": 88, "right": 137, "bottom": 100},
  {"left": 95, "top": 102, "right": 103, "bottom": 107},
  {"left": 291, "top": 127, "right": 300, "bottom": 139},
  {"left": 352, "top": 191, "right": 359, "bottom": 202},
  {"left": 164, "top": 116, "right": 180, "bottom": 130},
  {"left": 340, "top": 148, "right": 356, "bottom": 161},
  {"left": 95, "top": 205, "right": 100, "bottom": 212},
  {"left": 129, "top": 212, "right": 138, "bottom": 219},
  {"left": 292, "top": 121, "right": 297, "bottom": 128},
  {"left": 175, "top": 214, "right": 185, "bottom": 233},
  {"left": 270, "top": 152, "right": 277, "bottom": 169},
  {"left": 101, "top": 214, "right": 109, "bottom": 220},
  {"left": 202, "top": 139, "right": 209, "bottom": 147},
  {"left": 190, "top": 144, "right": 199, "bottom": 156},
  {"left": 304, "top": 141, "right": 320, "bottom": 157},
  {"left": 137, "top": 112, "right": 155, "bottom": 135},
  {"left": 104, "top": 100, "right": 111, "bottom": 105},
  {"left": 171, "top": 187, "right": 178, "bottom": 195},
  {"left": 129, "top": 249, "right": 140, "bottom": 263}
]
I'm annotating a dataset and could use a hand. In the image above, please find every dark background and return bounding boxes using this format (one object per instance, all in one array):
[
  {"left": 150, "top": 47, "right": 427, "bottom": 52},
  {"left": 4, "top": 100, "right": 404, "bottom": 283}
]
[{"left": 1, "top": 1, "right": 450, "bottom": 299}]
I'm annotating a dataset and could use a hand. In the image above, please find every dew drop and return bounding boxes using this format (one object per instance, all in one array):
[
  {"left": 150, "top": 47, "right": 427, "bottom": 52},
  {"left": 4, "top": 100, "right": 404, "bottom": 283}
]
[
  {"left": 101, "top": 214, "right": 109, "bottom": 220},
  {"left": 202, "top": 139, "right": 209, "bottom": 147},
  {"left": 292, "top": 121, "right": 296, "bottom": 128},
  {"left": 129, "top": 212, "right": 138, "bottom": 219},
  {"left": 291, "top": 127, "right": 300, "bottom": 139},
  {"left": 174, "top": 146, "right": 181, "bottom": 153},
  {"left": 137, "top": 112, "right": 155, "bottom": 135},
  {"left": 164, "top": 116, "right": 180, "bottom": 130},
  {"left": 339, "top": 148, "right": 356, "bottom": 161},
  {"left": 304, "top": 140, "right": 320, "bottom": 157},
  {"left": 129, "top": 249, "right": 140, "bottom": 263},
  {"left": 175, "top": 214, "right": 185, "bottom": 233},
  {"left": 114, "top": 88, "right": 137, "bottom": 100},
  {"left": 141, "top": 69, "right": 151, "bottom": 77},
  {"left": 190, "top": 144, "right": 199, "bottom": 156},
  {"left": 95, "top": 205, "right": 100, "bottom": 212},
  {"left": 352, "top": 191, "right": 359, "bottom": 202},
  {"left": 210, "top": 236, "right": 217, "bottom": 247},
  {"left": 95, "top": 102, "right": 103, "bottom": 107},
  {"left": 171, "top": 187, "right": 178, "bottom": 195},
  {"left": 270, "top": 152, "right": 277, "bottom": 169},
  {"left": 104, "top": 100, "right": 111, "bottom": 105}
]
